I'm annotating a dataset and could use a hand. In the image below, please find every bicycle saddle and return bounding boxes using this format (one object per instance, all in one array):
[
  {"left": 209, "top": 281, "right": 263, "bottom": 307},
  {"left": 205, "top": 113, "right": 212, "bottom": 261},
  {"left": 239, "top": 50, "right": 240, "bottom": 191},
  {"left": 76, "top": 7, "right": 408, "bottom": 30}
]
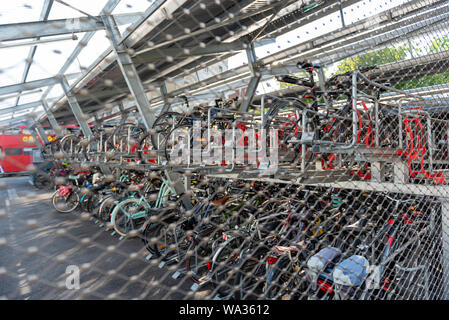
[
  {"left": 273, "top": 242, "right": 307, "bottom": 255},
  {"left": 210, "top": 195, "right": 230, "bottom": 206},
  {"left": 273, "top": 245, "right": 300, "bottom": 255},
  {"left": 342, "top": 218, "right": 366, "bottom": 231}
]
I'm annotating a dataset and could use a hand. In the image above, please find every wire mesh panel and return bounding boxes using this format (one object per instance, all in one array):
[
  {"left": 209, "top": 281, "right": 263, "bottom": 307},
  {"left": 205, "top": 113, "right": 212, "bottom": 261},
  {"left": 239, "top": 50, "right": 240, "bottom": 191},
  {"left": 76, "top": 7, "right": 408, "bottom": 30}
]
[{"left": 1, "top": 0, "right": 449, "bottom": 301}]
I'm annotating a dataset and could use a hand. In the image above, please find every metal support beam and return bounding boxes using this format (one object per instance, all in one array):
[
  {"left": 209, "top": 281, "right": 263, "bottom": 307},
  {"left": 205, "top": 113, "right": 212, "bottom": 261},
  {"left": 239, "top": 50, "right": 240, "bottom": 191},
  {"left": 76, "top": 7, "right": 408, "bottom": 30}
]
[
  {"left": 34, "top": 122, "right": 50, "bottom": 144},
  {"left": 0, "top": 13, "right": 145, "bottom": 42},
  {"left": 41, "top": 99, "right": 63, "bottom": 138},
  {"left": 132, "top": 41, "right": 248, "bottom": 63},
  {"left": 102, "top": 14, "right": 155, "bottom": 131},
  {"left": 0, "top": 115, "right": 33, "bottom": 126},
  {"left": 36, "top": 0, "right": 179, "bottom": 120},
  {"left": 38, "top": 0, "right": 123, "bottom": 107},
  {"left": 0, "top": 101, "right": 42, "bottom": 115},
  {"left": 339, "top": 0, "right": 346, "bottom": 27},
  {"left": 26, "top": 121, "right": 43, "bottom": 150},
  {"left": 60, "top": 77, "right": 93, "bottom": 138},
  {"left": 0, "top": 74, "right": 79, "bottom": 96},
  {"left": 12, "top": 0, "right": 54, "bottom": 119},
  {"left": 240, "top": 44, "right": 261, "bottom": 112}
]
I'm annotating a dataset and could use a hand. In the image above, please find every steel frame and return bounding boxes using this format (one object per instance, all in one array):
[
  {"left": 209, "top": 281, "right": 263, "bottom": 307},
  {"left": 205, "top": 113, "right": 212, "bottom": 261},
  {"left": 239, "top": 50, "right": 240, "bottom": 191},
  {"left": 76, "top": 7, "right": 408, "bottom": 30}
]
[
  {"left": 102, "top": 14, "right": 156, "bottom": 131},
  {"left": 60, "top": 77, "right": 93, "bottom": 138}
]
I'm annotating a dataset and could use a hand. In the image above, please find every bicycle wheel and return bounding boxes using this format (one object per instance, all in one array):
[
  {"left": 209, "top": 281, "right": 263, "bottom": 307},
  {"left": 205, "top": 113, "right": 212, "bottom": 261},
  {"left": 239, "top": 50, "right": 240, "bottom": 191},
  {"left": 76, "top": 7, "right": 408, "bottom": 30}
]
[
  {"left": 141, "top": 208, "right": 180, "bottom": 256},
  {"left": 264, "top": 254, "right": 308, "bottom": 300},
  {"left": 138, "top": 112, "right": 185, "bottom": 163},
  {"left": 233, "top": 246, "right": 269, "bottom": 300},
  {"left": 97, "top": 195, "right": 117, "bottom": 222},
  {"left": 185, "top": 226, "right": 217, "bottom": 283},
  {"left": 111, "top": 198, "right": 149, "bottom": 237},
  {"left": 208, "top": 235, "right": 246, "bottom": 297},
  {"left": 52, "top": 190, "right": 80, "bottom": 213}
]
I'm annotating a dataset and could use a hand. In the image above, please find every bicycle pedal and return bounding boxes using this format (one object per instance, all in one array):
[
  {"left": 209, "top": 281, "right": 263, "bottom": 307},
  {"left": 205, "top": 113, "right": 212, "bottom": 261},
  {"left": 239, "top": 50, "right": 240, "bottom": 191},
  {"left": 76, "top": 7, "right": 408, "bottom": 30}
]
[
  {"left": 119, "top": 236, "right": 124, "bottom": 241},
  {"left": 145, "top": 253, "right": 153, "bottom": 260},
  {"left": 111, "top": 231, "right": 116, "bottom": 236},
  {"left": 172, "top": 271, "right": 183, "bottom": 279},
  {"left": 158, "top": 261, "right": 166, "bottom": 268}
]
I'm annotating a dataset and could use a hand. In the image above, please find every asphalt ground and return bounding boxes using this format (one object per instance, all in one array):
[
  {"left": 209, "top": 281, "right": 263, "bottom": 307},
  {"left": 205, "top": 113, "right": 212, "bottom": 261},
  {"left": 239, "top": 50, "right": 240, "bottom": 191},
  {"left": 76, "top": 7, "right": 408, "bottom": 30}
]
[{"left": 0, "top": 176, "right": 202, "bottom": 300}]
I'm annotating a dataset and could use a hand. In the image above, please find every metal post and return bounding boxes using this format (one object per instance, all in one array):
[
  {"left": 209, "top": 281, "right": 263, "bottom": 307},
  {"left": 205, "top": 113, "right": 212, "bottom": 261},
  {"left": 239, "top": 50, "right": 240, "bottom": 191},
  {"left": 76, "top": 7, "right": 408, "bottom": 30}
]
[
  {"left": 393, "top": 161, "right": 408, "bottom": 184},
  {"left": 374, "top": 98, "right": 380, "bottom": 147},
  {"left": 159, "top": 82, "right": 171, "bottom": 115},
  {"left": 446, "top": 124, "right": 449, "bottom": 162},
  {"left": 408, "top": 38, "right": 414, "bottom": 58},
  {"left": 60, "top": 77, "right": 93, "bottom": 138},
  {"left": 339, "top": 0, "right": 346, "bottom": 27},
  {"left": 94, "top": 114, "right": 102, "bottom": 128},
  {"left": 164, "top": 170, "right": 193, "bottom": 210},
  {"left": 440, "top": 198, "right": 449, "bottom": 299},
  {"left": 317, "top": 67, "right": 331, "bottom": 112},
  {"left": 371, "top": 162, "right": 385, "bottom": 182},
  {"left": 34, "top": 121, "right": 50, "bottom": 144},
  {"left": 41, "top": 99, "right": 63, "bottom": 138},
  {"left": 240, "top": 43, "right": 261, "bottom": 112},
  {"left": 427, "top": 116, "right": 433, "bottom": 173},
  {"left": 398, "top": 100, "right": 404, "bottom": 150},
  {"left": 102, "top": 14, "right": 155, "bottom": 131},
  {"left": 301, "top": 111, "right": 306, "bottom": 173},
  {"left": 27, "top": 121, "right": 43, "bottom": 150},
  {"left": 352, "top": 71, "right": 358, "bottom": 147}
]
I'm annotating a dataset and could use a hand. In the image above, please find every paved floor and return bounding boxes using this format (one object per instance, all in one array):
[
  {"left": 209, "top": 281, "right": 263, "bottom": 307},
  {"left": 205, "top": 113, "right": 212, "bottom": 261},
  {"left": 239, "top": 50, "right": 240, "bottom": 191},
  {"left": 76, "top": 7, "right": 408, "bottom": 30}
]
[{"left": 0, "top": 176, "right": 197, "bottom": 300}]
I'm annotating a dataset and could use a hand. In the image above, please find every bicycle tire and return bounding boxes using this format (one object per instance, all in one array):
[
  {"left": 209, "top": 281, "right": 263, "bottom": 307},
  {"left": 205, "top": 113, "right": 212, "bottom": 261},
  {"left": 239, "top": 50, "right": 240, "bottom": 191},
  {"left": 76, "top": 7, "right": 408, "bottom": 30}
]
[
  {"left": 110, "top": 198, "right": 149, "bottom": 237},
  {"left": 185, "top": 226, "right": 217, "bottom": 284},
  {"left": 52, "top": 190, "right": 80, "bottom": 213}
]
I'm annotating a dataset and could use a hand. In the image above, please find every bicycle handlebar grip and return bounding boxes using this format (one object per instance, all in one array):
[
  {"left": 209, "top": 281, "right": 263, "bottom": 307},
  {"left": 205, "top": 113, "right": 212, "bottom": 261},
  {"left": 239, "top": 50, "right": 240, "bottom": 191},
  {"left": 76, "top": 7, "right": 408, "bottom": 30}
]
[
  {"left": 297, "top": 61, "right": 321, "bottom": 69},
  {"left": 275, "top": 75, "right": 300, "bottom": 84}
]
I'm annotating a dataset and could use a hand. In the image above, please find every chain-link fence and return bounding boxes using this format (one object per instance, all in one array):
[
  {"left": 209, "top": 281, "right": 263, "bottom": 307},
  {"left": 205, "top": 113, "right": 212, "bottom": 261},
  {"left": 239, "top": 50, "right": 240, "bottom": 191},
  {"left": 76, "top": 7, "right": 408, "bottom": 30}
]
[{"left": 1, "top": 0, "right": 449, "bottom": 301}]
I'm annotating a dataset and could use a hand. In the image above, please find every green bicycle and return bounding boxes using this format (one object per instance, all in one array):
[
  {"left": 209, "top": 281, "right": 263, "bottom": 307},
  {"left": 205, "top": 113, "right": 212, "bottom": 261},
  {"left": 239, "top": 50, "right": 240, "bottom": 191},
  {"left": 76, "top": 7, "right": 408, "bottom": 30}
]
[{"left": 110, "top": 178, "right": 175, "bottom": 237}]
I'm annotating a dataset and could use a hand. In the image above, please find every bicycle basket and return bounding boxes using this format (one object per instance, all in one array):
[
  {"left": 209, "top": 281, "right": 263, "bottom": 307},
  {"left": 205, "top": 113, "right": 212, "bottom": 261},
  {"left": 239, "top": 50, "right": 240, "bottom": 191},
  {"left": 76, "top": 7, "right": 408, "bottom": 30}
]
[{"left": 58, "top": 185, "right": 72, "bottom": 197}]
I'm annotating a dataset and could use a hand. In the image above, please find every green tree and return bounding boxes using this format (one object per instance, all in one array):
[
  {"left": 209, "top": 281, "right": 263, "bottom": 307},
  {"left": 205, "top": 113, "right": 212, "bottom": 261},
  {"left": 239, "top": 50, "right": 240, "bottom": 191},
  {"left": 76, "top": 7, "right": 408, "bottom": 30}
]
[
  {"left": 396, "top": 34, "right": 449, "bottom": 89},
  {"left": 429, "top": 34, "right": 449, "bottom": 53},
  {"left": 336, "top": 45, "right": 409, "bottom": 73}
]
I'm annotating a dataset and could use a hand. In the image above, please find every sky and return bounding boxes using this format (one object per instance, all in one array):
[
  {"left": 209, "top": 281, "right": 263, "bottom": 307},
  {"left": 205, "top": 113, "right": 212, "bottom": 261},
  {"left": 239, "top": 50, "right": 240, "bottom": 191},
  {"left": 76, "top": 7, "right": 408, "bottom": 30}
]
[{"left": 0, "top": 0, "right": 442, "bottom": 122}]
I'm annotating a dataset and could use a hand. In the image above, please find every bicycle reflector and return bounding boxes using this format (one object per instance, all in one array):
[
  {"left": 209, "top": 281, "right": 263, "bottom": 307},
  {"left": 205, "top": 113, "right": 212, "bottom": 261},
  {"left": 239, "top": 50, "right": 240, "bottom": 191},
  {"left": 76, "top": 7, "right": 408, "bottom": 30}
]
[
  {"left": 207, "top": 261, "right": 212, "bottom": 271},
  {"left": 267, "top": 256, "right": 278, "bottom": 265},
  {"left": 317, "top": 280, "right": 334, "bottom": 294},
  {"left": 383, "top": 280, "right": 390, "bottom": 291}
]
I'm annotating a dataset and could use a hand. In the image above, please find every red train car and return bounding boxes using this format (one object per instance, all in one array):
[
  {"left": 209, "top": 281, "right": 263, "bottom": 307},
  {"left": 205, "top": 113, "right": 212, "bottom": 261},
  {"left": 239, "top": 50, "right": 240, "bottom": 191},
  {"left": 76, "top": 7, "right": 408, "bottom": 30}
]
[{"left": 0, "top": 125, "right": 54, "bottom": 174}]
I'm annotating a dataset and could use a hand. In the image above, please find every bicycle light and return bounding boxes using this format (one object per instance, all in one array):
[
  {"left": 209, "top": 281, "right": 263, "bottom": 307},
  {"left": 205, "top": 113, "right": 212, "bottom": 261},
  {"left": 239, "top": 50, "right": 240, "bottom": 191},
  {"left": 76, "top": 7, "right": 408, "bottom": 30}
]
[{"left": 267, "top": 256, "right": 278, "bottom": 265}]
